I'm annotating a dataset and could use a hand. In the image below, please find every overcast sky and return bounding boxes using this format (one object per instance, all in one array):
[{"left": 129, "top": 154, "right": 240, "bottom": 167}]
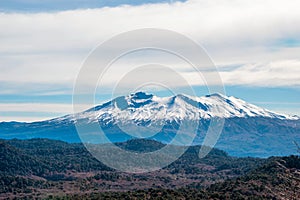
[{"left": 0, "top": 0, "right": 300, "bottom": 121}]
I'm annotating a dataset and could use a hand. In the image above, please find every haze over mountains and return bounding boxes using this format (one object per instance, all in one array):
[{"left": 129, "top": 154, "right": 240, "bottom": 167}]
[{"left": 0, "top": 92, "right": 299, "bottom": 157}]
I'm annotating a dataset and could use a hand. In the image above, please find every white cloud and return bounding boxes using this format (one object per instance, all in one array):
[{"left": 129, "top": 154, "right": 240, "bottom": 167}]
[
  {"left": 0, "top": 103, "right": 70, "bottom": 122},
  {"left": 0, "top": 103, "right": 91, "bottom": 122},
  {"left": 0, "top": 103, "right": 73, "bottom": 113},
  {"left": 220, "top": 60, "right": 300, "bottom": 87},
  {"left": 0, "top": 0, "right": 300, "bottom": 94},
  {"left": 0, "top": 116, "right": 48, "bottom": 122}
]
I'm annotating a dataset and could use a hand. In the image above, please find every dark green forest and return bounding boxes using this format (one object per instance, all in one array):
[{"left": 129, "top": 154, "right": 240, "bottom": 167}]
[{"left": 0, "top": 139, "right": 299, "bottom": 199}]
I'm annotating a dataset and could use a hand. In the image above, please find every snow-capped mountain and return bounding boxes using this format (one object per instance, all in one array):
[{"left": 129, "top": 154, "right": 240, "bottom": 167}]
[
  {"left": 60, "top": 92, "right": 298, "bottom": 125},
  {"left": 0, "top": 92, "right": 299, "bottom": 157}
]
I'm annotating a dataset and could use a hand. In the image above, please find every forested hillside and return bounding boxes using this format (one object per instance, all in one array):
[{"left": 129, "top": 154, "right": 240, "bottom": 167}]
[{"left": 0, "top": 139, "right": 299, "bottom": 199}]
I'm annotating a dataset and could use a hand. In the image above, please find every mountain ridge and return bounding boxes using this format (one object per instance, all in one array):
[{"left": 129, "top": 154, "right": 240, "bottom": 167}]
[
  {"left": 0, "top": 92, "right": 299, "bottom": 157},
  {"left": 61, "top": 92, "right": 298, "bottom": 126}
]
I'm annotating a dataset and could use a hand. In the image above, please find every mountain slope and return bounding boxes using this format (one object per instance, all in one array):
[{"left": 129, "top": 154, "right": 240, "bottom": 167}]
[
  {"left": 58, "top": 155, "right": 300, "bottom": 200},
  {"left": 0, "top": 140, "right": 42, "bottom": 176},
  {"left": 206, "top": 155, "right": 300, "bottom": 199},
  {"left": 0, "top": 92, "right": 299, "bottom": 157},
  {"left": 1, "top": 138, "right": 299, "bottom": 199},
  {"left": 62, "top": 92, "right": 298, "bottom": 125},
  {"left": 0, "top": 138, "right": 266, "bottom": 199}
]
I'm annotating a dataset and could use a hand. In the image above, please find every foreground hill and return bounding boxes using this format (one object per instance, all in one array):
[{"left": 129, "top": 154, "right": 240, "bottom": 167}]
[
  {"left": 1, "top": 92, "right": 300, "bottom": 157},
  {"left": 0, "top": 138, "right": 299, "bottom": 199},
  {"left": 0, "top": 138, "right": 262, "bottom": 199},
  {"left": 206, "top": 155, "right": 300, "bottom": 199},
  {"left": 49, "top": 156, "right": 300, "bottom": 200}
]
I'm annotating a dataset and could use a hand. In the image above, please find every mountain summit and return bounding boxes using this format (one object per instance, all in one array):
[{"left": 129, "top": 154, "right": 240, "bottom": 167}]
[
  {"left": 67, "top": 92, "right": 298, "bottom": 125},
  {"left": 0, "top": 92, "right": 299, "bottom": 157}
]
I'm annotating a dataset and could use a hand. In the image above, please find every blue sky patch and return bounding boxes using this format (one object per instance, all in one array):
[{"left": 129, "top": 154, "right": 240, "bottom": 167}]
[{"left": 0, "top": 0, "right": 185, "bottom": 12}]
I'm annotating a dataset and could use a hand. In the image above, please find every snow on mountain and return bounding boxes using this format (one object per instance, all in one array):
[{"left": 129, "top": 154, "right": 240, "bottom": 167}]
[
  {"left": 1, "top": 92, "right": 299, "bottom": 157},
  {"left": 64, "top": 92, "right": 298, "bottom": 125},
  {"left": 191, "top": 93, "right": 298, "bottom": 119}
]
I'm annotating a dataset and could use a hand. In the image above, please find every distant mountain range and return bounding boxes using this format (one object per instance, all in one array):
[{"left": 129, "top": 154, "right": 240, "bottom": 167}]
[{"left": 0, "top": 92, "right": 299, "bottom": 157}]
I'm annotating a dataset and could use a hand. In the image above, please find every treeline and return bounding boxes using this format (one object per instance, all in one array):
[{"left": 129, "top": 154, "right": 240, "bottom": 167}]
[
  {"left": 1, "top": 138, "right": 265, "bottom": 178},
  {"left": 49, "top": 156, "right": 300, "bottom": 200},
  {"left": 1, "top": 138, "right": 299, "bottom": 199}
]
